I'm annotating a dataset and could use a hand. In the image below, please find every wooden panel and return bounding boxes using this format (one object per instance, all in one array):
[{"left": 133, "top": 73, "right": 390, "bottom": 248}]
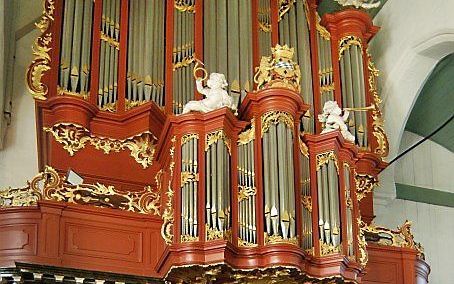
[
  {"left": 64, "top": 223, "right": 143, "bottom": 262},
  {"left": 364, "top": 261, "right": 400, "bottom": 283},
  {"left": 0, "top": 224, "right": 37, "bottom": 256}
]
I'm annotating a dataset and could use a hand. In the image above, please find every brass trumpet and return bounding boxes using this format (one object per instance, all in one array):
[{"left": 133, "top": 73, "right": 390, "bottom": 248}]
[
  {"left": 343, "top": 105, "right": 375, "bottom": 112},
  {"left": 193, "top": 57, "right": 208, "bottom": 81}
]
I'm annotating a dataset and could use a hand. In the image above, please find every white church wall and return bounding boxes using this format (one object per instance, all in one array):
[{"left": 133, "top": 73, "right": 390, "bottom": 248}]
[
  {"left": 0, "top": 30, "right": 39, "bottom": 187},
  {"left": 395, "top": 131, "right": 454, "bottom": 193}
]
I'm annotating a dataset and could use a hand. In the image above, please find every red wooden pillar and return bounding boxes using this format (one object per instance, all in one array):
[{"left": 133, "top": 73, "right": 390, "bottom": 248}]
[{"left": 270, "top": 0, "right": 279, "bottom": 46}]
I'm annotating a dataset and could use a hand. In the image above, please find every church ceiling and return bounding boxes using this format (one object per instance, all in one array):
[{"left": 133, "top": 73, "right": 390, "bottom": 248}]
[{"left": 405, "top": 53, "right": 454, "bottom": 153}]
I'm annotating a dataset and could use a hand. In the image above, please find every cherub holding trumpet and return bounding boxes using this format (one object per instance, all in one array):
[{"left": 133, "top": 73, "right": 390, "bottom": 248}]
[
  {"left": 181, "top": 58, "right": 237, "bottom": 115},
  {"left": 318, "top": 100, "right": 356, "bottom": 143}
]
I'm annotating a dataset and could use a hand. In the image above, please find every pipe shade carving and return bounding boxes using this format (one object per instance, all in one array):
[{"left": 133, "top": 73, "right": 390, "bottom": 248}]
[{"left": 44, "top": 123, "right": 157, "bottom": 169}]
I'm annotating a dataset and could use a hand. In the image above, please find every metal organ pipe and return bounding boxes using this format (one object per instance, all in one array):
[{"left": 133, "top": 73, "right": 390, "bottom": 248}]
[
  {"left": 127, "top": 0, "right": 165, "bottom": 110},
  {"left": 340, "top": 38, "right": 369, "bottom": 148},
  {"left": 59, "top": 0, "right": 93, "bottom": 98}
]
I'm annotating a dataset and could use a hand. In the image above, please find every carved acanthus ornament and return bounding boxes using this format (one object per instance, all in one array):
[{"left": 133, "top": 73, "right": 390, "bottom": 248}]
[
  {"left": 238, "top": 186, "right": 256, "bottom": 202},
  {"left": 367, "top": 53, "right": 389, "bottom": 158},
  {"left": 100, "top": 102, "right": 117, "bottom": 112},
  {"left": 363, "top": 220, "right": 424, "bottom": 258},
  {"left": 254, "top": 44, "right": 301, "bottom": 93},
  {"left": 261, "top": 111, "right": 294, "bottom": 137},
  {"left": 206, "top": 226, "right": 232, "bottom": 242},
  {"left": 174, "top": 0, "right": 195, "bottom": 13},
  {"left": 357, "top": 217, "right": 369, "bottom": 267},
  {"left": 26, "top": 0, "right": 54, "bottom": 100},
  {"left": 339, "top": 36, "right": 363, "bottom": 59},
  {"left": 265, "top": 233, "right": 299, "bottom": 246},
  {"left": 237, "top": 120, "right": 255, "bottom": 145},
  {"left": 316, "top": 151, "right": 339, "bottom": 172},
  {"left": 125, "top": 99, "right": 147, "bottom": 110},
  {"left": 205, "top": 130, "right": 231, "bottom": 154},
  {"left": 180, "top": 235, "right": 199, "bottom": 243},
  {"left": 320, "top": 241, "right": 342, "bottom": 256},
  {"left": 161, "top": 136, "right": 177, "bottom": 244},
  {"left": 278, "top": 0, "right": 296, "bottom": 20},
  {"left": 299, "top": 135, "right": 309, "bottom": 157},
  {"left": 57, "top": 85, "right": 88, "bottom": 100},
  {"left": 238, "top": 238, "right": 258, "bottom": 248},
  {"left": 301, "top": 195, "right": 312, "bottom": 212},
  {"left": 354, "top": 172, "right": 378, "bottom": 201},
  {"left": 181, "top": 133, "right": 199, "bottom": 145},
  {"left": 44, "top": 123, "right": 156, "bottom": 169},
  {"left": 0, "top": 166, "right": 160, "bottom": 215}
]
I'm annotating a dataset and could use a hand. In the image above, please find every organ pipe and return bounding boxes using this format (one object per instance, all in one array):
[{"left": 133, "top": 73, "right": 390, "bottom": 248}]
[
  {"left": 59, "top": 0, "right": 93, "bottom": 98},
  {"left": 204, "top": 0, "right": 253, "bottom": 109},
  {"left": 278, "top": 1, "right": 314, "bottom": 133},
  {"left": 172, "top": 0, "right": 195, "bottom": 114},
  {"left": 339, "top": 37, "right": 368, "bottom": 148}
]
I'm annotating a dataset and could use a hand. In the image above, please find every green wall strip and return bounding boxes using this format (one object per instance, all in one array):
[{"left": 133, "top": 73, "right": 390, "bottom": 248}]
[{"left": 396, "top": 183, "right": 454, "bottom": 208}]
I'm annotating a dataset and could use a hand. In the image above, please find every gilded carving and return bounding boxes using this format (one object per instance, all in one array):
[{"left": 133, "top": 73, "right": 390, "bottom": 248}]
[
  {"left": 254, "top": 44, "right": 301, "bottom": 93},
  {"left": 173, "top": 54, "right": 196, "bottom": 70},
  {"left": 44, "top": 123, "right": 156, "bottom": 169},
  {"left": 161, "top": 136, "right": 177, "bottom": 244},
  {"left": 354, "top": 172, "right": 378, "bottom": 201},
  {"left": 180, "top": 235, "right": 199, "bottom": 243},
  {"left": 278, "top": 0, "right": 296, "bottom": 20},
  {"left": 339, "top": 36, "right": 363, "bottom": 59},
  {"left": 316, "top": 151, "right": 339, "bottom": 172},
  {"left": 26, "top": 0, "right": 55, "bottom": 100},
  {"left": 357, "top": 217, "right": 369, "bottom": 267},
  {"left": 367, "top": 53, "right": 389, "bottom": 158},
  {"left": 180, "top": 172, "right": 199, "bottom": 187},
  {"left": 362, "top": 220, "right": 424, "bottom": 257},
  {"left": 100, "top": 101, "right": 117, "bottom": 112},
  {"left": 181, "top": 133, "right": 199, "bottom": 146},
  {"left": 265, "top": 233, "right": 299, "bottom": 246},
  {"left": 320, "top": 241, "right": 342, "bottom": 256},
  {"left": 205, "top": 130, "right": 231, "bottom": 154},
  {"left": 238, "top": 186, "right": 256, "bottom": 202},
  {"left": 238, "top": 238, "right": 258, "bottom": 248},
  {"left": 57, "top": 85, "right": 89, "bottom": 100},
  {"left": 299, "top": 135, "right": 309, "bottom": 157},
  {"left": 174, "top": 0, "right": 195, "bottom": 13},
  {"left": 0, "top": 166, "right": 160, "bottom": 215},
  {"left": 100, "top": 31, "right": 120, "bottom": 49},
  {"left": 261, "top": 111, "right": 294, "bottom": 137},
  {"left": 125, "top": 99, "right": 147, "bottom": 110},
  {"left": 238, "top": 120, "right": 255, "bottom": 145},
  {"left": 206, "top": 225, "right": 231, "bottom": 241},
  {"left": 301, "top": 195, "right": 312, "bottom": 212}
]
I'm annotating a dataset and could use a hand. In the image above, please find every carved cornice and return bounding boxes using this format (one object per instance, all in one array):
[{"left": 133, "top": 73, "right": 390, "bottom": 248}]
[
  {"left": 26, "top": 0, "right": 55, "bottom": 100},
  {"left": 0, "top": 166, "right": 160, "bottom": 215},
  {"left": 43, "top": 123, "right": 157, "bottom": 169}
]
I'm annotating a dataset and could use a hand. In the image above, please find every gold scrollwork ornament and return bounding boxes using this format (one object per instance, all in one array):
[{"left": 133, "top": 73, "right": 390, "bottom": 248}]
[
  {"left": 261, "top": 111, "right": 294, "bottom": 137},
  {"left": 26, "top": 0, "right": 55, "bottom": 100},
  {"left": 161, "top": 136, "right": 177, "bottom": 244}
]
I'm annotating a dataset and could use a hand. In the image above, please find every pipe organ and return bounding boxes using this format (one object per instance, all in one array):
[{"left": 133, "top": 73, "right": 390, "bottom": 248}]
[{"left": 9, "top": 0, "right": 429, "bottom": 283}]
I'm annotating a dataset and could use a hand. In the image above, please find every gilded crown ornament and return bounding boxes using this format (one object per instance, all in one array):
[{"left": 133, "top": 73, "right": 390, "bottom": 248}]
[{"left": 254, "top": 44, "right": 301, "bottom": 93}]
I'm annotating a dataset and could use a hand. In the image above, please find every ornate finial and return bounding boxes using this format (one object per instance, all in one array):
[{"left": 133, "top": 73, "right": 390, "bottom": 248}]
[
  {"left": 334, "top": 0, "right": 381, "bottom": 9},
  {"left": 254, "top": 44, "right": 301, "bottom": 93}
]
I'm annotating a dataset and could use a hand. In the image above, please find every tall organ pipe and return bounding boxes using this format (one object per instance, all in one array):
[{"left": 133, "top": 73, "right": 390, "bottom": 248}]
[
  {"left": 340, "top": 40, "right": 368, "bottom": 148},
  {"left": 127, "top": 0, "right": 165, "bottom": 109},
  {"left": 279, "top": 1, "right": 314, "bottom": 133},
  {"left": 204, "top": 0, "right": 253, "bottom": 108},
  {"left": 59, "top": 0, "right": 94, "bottom": 97}
]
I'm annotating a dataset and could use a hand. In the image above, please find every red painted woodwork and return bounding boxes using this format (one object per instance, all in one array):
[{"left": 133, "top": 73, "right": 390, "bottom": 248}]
[
  {"left": 364, "top": 244, "right": 428, "bottom": 284},
  {"left": 0, "top": 201, "right": 164, "bottom": 278}
]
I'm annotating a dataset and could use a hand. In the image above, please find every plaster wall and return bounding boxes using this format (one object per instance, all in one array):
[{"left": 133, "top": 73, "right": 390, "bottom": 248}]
[
  {"left": 369, "top": 0, "right": 454, "bottom": 204},
  {"left": 395, "top": 131, "right": 454, "bottom": 193},
  {"left": 0, "top": 30, "right": 39, "bottom": 187}
]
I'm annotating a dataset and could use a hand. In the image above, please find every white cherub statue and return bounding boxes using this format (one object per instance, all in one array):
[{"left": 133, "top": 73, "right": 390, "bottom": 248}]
[
  {"left": 181, "top": 73, "right": 237, "bottom": 115},
  {"left": 318, "top": 101, "right": 355, "bottom": 143},
  {"left": 335, "top": 0, "right": 381, "bottom": 9}
]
